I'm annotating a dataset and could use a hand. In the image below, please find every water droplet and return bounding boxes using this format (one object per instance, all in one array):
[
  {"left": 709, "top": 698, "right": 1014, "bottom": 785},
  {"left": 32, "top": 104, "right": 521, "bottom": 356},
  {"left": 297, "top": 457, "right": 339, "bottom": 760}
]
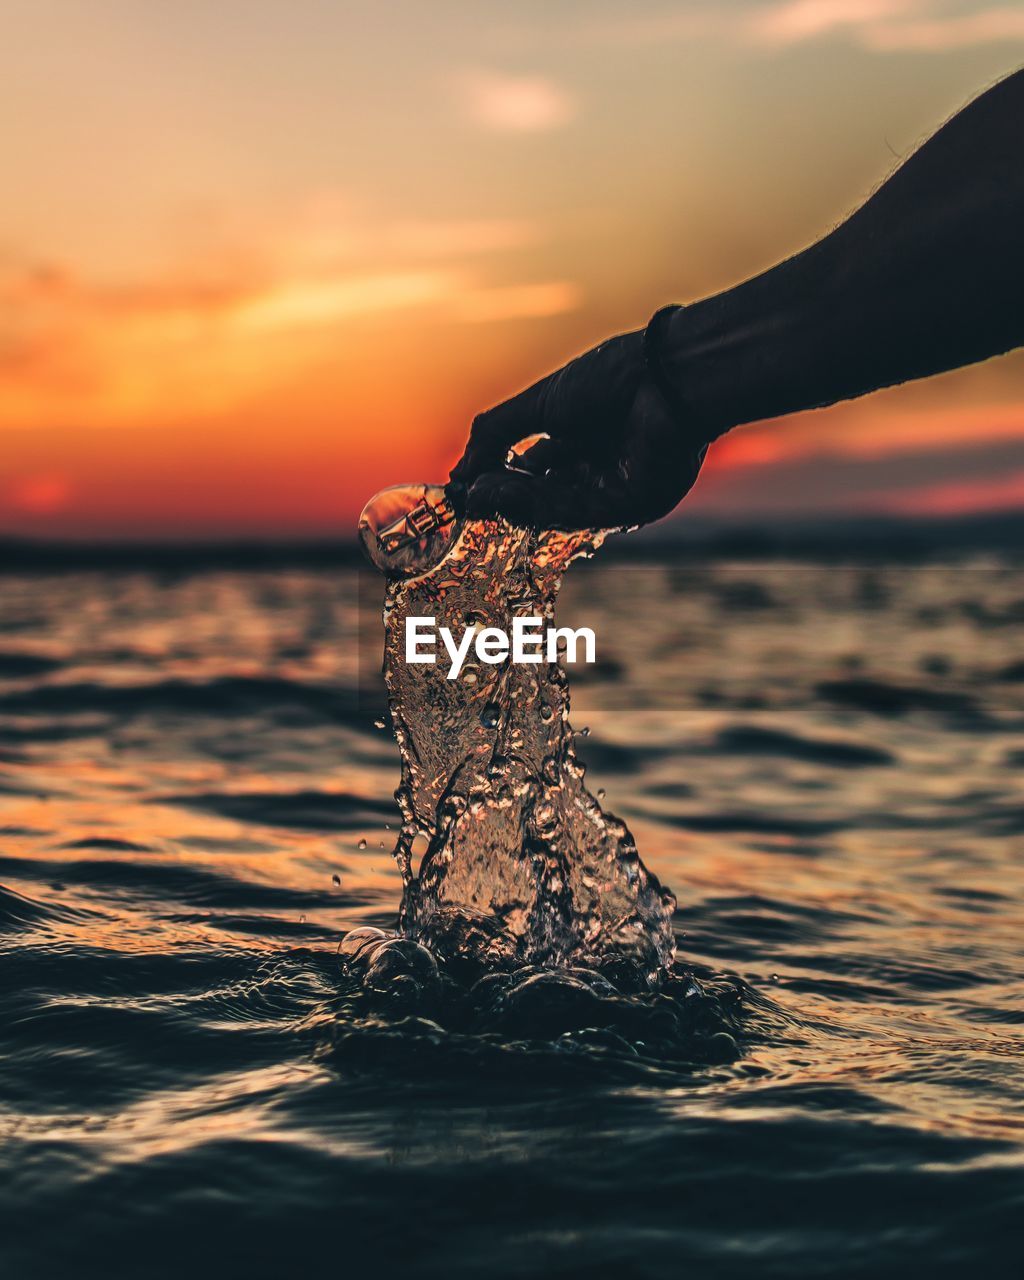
[
  {"left": 597, "top": 788, "right": 606, "bottom": 799},
  {"left": 332, "top": 873, "right": 341, "bottom": 886},
  {"left": 374, "top": 718, "right": 386, "bottom": 730},
  {"left": 578, "top": 726, "right": 591, "bottom": 737},
  {"left": 299, "top": 913, "right": 307, "bottom": 924},
  {"left": 338, "top": 926, "right": 389, "bottom": 961},
  {"left": 533, "top": 801, "right": 557, "bottom": 832},
  {"left": 540, "top": 703, "right": 553, "bottom": 722},
  {"left": 486, "top": 755, "right": 508, "bottom": 778},
  {"left": 379, "top": 840, "right": 385, "bottom": 849},
  {"left": 442, "top": 792, "right": 468, "bottom": 816},
  {"left": 480, "top": 701, "right": 501, "bottom": 729},
  {"left": 358, "top": 838, "right": 367, "bottom": 850}
]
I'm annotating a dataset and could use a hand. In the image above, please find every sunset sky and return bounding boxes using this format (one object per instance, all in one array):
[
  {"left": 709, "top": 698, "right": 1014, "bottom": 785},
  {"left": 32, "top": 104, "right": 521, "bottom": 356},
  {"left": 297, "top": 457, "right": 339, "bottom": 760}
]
[{"left": 3, "top": 0, "right": 1024, "bottom": 539}]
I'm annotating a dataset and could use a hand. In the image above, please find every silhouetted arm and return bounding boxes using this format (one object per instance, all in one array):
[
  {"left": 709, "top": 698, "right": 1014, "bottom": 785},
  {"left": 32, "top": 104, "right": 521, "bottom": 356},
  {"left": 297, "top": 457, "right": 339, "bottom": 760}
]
[
  {"left": 452, "top": 70, "right": 1024, "bottom": 530},
  {"left": 658, "top": 67, "right": 1024, "bottom": 440}
]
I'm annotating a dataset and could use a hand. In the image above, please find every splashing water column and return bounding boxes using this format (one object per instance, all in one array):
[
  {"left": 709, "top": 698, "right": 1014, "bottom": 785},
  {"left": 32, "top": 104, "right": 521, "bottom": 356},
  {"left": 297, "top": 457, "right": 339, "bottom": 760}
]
[{"left": 350, "top": 482, "right": 678, "bottom": 987}]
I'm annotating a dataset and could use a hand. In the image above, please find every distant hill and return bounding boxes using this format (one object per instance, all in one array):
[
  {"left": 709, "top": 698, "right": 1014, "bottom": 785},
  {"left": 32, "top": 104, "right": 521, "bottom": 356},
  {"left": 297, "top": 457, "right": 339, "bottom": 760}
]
[
  {"left": 2, "top": 509, "right": 1024, "bottom": 573},
  {"left": 617, "top": 509, "right": 1024, "bottom": 562}
]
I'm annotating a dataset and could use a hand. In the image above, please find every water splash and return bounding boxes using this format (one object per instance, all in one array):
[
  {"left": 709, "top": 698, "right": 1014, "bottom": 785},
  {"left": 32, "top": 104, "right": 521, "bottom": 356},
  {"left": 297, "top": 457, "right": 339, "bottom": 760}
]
[{"left": 364, "top": 497, "right": 676, "bottom": 985}]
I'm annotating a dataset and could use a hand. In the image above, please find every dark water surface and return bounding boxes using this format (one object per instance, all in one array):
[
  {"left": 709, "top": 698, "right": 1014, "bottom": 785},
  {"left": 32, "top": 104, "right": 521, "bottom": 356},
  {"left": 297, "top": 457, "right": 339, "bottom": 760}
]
[{"left": 1, "top": 559, "right": 1022, "bottom": 1278}]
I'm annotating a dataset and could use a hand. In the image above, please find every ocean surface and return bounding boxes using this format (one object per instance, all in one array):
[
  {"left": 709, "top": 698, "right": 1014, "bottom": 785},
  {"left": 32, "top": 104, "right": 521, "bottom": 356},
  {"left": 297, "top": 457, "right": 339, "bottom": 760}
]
[{"left": 1, "top": 552, "right": 1022, "bottom": 1278}]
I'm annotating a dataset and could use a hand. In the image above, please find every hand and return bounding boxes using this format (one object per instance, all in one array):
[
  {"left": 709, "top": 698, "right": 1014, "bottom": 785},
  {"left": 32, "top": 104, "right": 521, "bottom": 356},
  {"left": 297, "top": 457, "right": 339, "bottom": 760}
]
[{"left": 449, "top": 329, "right": 708, "bottom": 531}]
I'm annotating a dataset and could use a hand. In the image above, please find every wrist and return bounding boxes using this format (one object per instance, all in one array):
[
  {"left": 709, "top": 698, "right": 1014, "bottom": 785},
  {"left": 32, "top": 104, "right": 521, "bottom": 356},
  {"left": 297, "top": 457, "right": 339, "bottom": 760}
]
[{"left": 642, "top": 305, "right": 693, "bottom": 433}]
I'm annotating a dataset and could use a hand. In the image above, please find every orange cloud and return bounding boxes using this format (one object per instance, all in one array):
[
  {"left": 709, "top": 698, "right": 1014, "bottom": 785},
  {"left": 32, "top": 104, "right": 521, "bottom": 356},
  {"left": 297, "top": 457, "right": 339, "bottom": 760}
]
[
  {"left": 0, "top": 207, "right": 580, "bottom": 435},
  {"left": 750, "top": 0, "right": 922, "bottom": 45},
  {"left": 863, "top": 7, "right": 1024, "bottom": 50},
  {"left": 232, "top": 271, "right": 458, "bottom": 333},
  {"left": 580, "top": 1, "right": 1024, "bottom": 53},
  {"left": 451, "top": 281, "right": 581, "bottom": 324},
  {"left": 456, "top": 70, "right": 577, "bottom": 132},
  {"left": 751, "top": 0, "right": 1024, "bottom": 51},
  {"left": 712, "top": 397, "right": 1024, "bottom": 471},
  {"left": 881, "top": 468, "right": 1024, "bottom": 515}
]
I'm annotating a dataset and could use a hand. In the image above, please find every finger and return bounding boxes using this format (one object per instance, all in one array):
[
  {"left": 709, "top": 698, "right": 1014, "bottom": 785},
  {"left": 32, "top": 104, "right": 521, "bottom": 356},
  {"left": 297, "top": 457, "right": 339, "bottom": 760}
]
[
  {"left": 464, "top": 466, "right": 595, "bottom": 530},
  {"left": 449, "top": 380, "right": 549, "bottom": 488},
  {"left": 513, "top": 436, "right": 567, "bottom": 476},
  {"left": 464, "top": 460, "right": 653, "bottom": 531}
]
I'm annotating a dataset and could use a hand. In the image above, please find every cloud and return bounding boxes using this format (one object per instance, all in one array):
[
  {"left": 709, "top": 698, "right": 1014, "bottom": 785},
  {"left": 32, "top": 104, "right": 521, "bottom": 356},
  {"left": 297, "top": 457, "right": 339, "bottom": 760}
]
[
  {"left": 884, "top": 467, "right": 1024, "bottom": 514},
  {"left": 232, "top": 271, "right": 456, "bottom": 333},
  {"left": 751, "top": 0, "right": 1024, "bottom": 51},
  {"left": 275, "top": 204, "right": 540, "bottom": 271},
  {"left": 451, "top": 281, "right": 581, "bottom": 323},
  {"left": 861, "top": 7, "right": 1024, "bottom": 50},
  {"left": 457, "top": 69, "right": 576, "bottom": 132},
  {"left": 0, "top": 205, "right": 580, "bottom": 431},
  {"left": 692, "top": 433, "right": 1024, "bottom": 516},
  {"left": 234, "top": 272, "right": 579, "bottom": 332},
  {"left": 749, "top": 0, "right": 922, "bottom": 45},
  {"left": 578, "top": 1, "right": 1024, "bottom": 53},
  {"left": 712, "top": 399, "right": 1024, "bottom": 469}
]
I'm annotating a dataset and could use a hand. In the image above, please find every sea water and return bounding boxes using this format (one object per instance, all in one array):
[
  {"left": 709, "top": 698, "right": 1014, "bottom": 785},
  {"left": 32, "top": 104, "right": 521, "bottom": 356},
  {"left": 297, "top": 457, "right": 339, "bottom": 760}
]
[{"left": 4, "top": 553, "right": 1022, "bottom": 1276}]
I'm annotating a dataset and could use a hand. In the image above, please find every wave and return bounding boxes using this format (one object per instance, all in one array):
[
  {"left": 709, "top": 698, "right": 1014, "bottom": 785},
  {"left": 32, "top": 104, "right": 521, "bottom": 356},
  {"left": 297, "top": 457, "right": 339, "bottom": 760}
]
[
  {"left": 0, "top": 677, "right": 374, "bottom": 726},
  {"left": 709, "top": 724, "right": 894, "bottom": 766},
  {"left": 154, "top": 788, "right": 398, "bottom": 832}
]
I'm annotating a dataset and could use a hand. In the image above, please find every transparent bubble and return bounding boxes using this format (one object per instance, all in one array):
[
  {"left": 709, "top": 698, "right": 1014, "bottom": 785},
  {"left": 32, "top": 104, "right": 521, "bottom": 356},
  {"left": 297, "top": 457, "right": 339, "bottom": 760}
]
[
  {"left": 357, "top": 838, "right": 367, "bottom": 850},
  {"left": 487, "top": 755, "right": 508, "bottom": 778},
  {"left": 532, "top": 801, "right": 557, "bottom": 834},
  {"left": 357, "top": 484, "right": 459, "bottom": 578},
  {"left": 338, "top": 925, "right": 390, "bottom": 962}
]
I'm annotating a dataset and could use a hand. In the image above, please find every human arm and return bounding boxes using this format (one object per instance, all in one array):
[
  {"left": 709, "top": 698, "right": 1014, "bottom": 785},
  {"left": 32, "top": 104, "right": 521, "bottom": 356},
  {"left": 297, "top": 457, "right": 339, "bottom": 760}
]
[{"left": 451, "top": 69, "right": 1024, "bottom": 529}]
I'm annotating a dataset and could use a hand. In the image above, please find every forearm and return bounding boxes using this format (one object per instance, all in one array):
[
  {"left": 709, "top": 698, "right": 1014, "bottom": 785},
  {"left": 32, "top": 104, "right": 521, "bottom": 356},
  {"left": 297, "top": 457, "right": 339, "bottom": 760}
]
[{"left": 661, "top": 68, "right": 1024, "bottom": 440}]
